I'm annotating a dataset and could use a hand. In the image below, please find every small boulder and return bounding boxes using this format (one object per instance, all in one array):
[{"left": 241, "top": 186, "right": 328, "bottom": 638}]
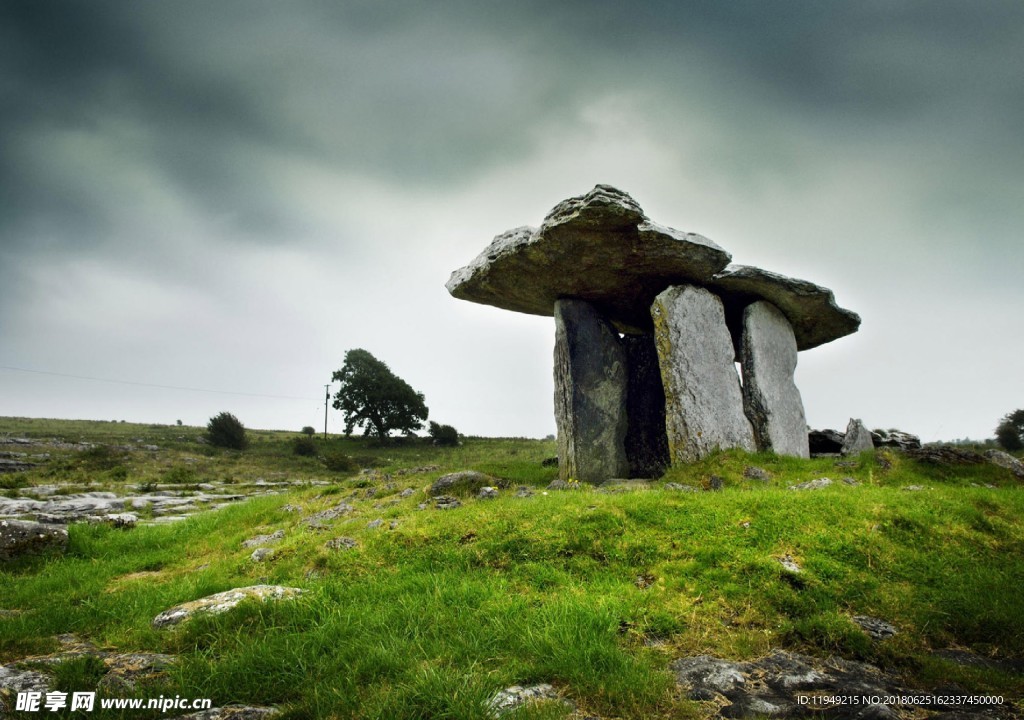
[
  {"left": 326, "top": 537, "right": 358, "bottom": 551},
  {"left": 152, "top": 585, "right": 303, "bottom": 628},
  {"left": 841, "top": 418, "right": 875, "bottom": 456},
  {"left": 789, "top": 478, "right": 832, "bottom": 491},
  {"left": 242, "top": 530, "right": 285, "bottom": 548},
  {"left": 743, "top": 466, "right": 772, "bottom": 481},
  {"left": 366, "top": 519, "right": 383, "bottom": 529},
  {"left": 870, "top": 429, "right": 921, "bottom": 451},
  {"left": 487, "top": 683, "right": 572, "bottom": 718},
  {"left": 249, "top": 548, "right": 275, "bottom": 562},
  {"left": 0, "top": 519, "right": 69, "bottom": 561},
  {"left": 984, "top": 449, "right": 1024, "bottom": 479},
  {"left": 478, "top": 487, "right": 499, "bottom": 499},
  {"left": 852, "top": 615, "right": 898, "bottom": 641},
  {"left": 665, "top": 482, "right": 699, "bottom": 492},
  {"left": 433, "top": 495, "right": 462, "bottom": 510},
  {"left": 429, "top": 471, "right": 504, "bottom": 497}
]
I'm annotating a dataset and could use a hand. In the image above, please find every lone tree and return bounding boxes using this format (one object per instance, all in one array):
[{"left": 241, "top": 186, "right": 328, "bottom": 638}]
[
  {"left": 996, "top": 409, "right": 1024, "bottom": 451},
  {"left": 207, "top": 411, "right": 248, "bottom": 450},
  {"left": 332, "top": 349, "right": 428, "bottom": 440}
]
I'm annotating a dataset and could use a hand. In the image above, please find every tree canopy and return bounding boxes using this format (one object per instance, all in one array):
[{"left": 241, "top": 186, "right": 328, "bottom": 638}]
[
  {"left": 331, "top": 349, "right": 428, "bottom": 440},
  {"left": 995, "top": 409, "right": 1024, "bottom": 451}
]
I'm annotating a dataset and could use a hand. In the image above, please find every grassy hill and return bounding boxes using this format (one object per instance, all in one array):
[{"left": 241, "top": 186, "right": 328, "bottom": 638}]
[{"left": 2, "top": 417, "right": 1023, "bottom": 718}]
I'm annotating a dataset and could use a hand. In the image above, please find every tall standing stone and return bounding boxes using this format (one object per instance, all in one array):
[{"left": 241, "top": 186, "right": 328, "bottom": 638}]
[
  {"left": 652, "top": 285, "right": 756, "bottom": 463},
  {"left": 622, "top": 333, "right": 669, "bottom": 478},
  {"left": 841, "top": 418, "right": 875, "bottom": 456},
  {"left": 741, "top": 301, "right": 810, "bottom": 457},
  {"left": 554, "top": 299, "right": 629, "bottom": 483}
]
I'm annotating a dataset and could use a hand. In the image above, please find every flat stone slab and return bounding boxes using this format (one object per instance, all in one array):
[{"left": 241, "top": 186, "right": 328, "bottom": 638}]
[
  {"left": 152, "top": 585, "right": 303, "bottom": 628},
  {"left": 447, "top": 185, "right": 732, "bottom": 334},
  {"left": 0, "top": 519, "right": 68, "bottom": 560},
  {"left": 709, "top": 264, "right": 861, "bottom": 352}
]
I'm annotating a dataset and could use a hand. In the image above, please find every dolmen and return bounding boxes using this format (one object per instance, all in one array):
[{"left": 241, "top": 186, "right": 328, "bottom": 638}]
[{"left": 447, "top": 185, "right": 860, "bottom": 483}]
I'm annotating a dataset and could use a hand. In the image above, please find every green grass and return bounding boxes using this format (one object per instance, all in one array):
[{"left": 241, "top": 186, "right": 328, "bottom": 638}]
[{"left": 1, "top": 419, "right": 1023, "bottom": 718}]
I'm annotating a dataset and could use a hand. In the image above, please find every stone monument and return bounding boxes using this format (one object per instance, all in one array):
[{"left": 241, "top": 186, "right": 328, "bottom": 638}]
[{"left": 447, "top": 185, "right": 860, "bottom": 482}]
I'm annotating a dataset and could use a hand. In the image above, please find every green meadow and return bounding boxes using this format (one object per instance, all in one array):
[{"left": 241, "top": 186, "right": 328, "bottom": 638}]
[{"left": 1, "top": 417, "right": 1023, "bottom": 718}]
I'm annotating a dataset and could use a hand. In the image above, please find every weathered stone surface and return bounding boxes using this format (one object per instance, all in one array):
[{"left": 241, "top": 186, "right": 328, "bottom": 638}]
[
  {"left": 478, "top": 486, "right": 499, "bottom": 499},
  {"left": 871, "top": 429, "right": 922, "bottom": 450},
  {"left": 740, "top": 301, "right": 809, "bottom": 457},
  {"left": 852, "top": 615, "right": 898, "bottom": 640},
  {"left": 0, "top": 519, "right": 68, "bottom": 560},
  {"left": 0, "top": 458, "right": 37, "bottom": 473},
  {"left": 984, "top": 449, "right": 1024, "bottom": 479},
  {"left": 743, "top": 466, "right": 772, "bottom": 481},
  {"left": 242, "top": 530, "right": 284, "bottom": 548},
  {"left": 622, "top": 333, "right": 669, "bottom": 478},
  {"left": 432, "top": 495, "right": 462, "bottom": 510},
  {"left": 709, "top": 264, "right": 861, "bottom": 353},
  {"left": 168, "top": 708, "right": 280, "bottom": 720},
  {"left": 652, "top": 286, "right": 755, "bottom": 463},
  {"left": 789, "top": 477, "right": 833, "bottom": 490},
  {"left": 487, "top": 683, "right": 572, "bottom": 717},
  {"left": 554, "top": 298, "right": 629, "bottom": 482},
  {"left": 841, "top": 418, "right": 875, "bottom": 456},
  {"left": 249, "top": 548, "right": 275, "bottom": 562},
  {"left": 325, "top": 537, "right": 358, "bottom": 550},
  {"left": 447, "top": 185, "right": 732, "bottom": 334},
  {"left": 152, "top": 585, "right": 303, "bottom": 628},
  {"left": 429, "top": 471, "right": 503, "bottom": 496},
  {"left": 808, "top": 428, "right": 845, "bottom": 455},
  {"left": 905, "top": 446, "right": 985, "bottom": 465}
]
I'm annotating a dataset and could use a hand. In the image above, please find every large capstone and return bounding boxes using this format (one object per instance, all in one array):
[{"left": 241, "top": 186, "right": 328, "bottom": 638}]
[
  {"left": 447, "top": 186, "right": 732, "bottom": 334},
  {"left": 652, "top": 285, "right": 756, "bottom": 463},
  {"left": 622, "top": 333, "right": 670, "bottom": 478},
  {"left": 741, "top": 301, "right": 809, "bottom": 457},
  {"left": 554, "top": 299, "right": 629, "bottom": 483}
]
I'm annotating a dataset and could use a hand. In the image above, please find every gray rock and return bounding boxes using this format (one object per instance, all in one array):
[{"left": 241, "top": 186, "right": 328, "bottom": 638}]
[
  {"left": 366, "top": 519, "right": 383, "bottom": 529},
  {"left": 905, "top": 446, "right": 985, "bottom": 465},
  {"left": 0, "top": 519, "right": 69, "bottom": 560},
  {"left": 554, "top": 298, "right": 629, "bottom": 483},
  {"left": 477, "top": 486, "right": 499, "bottom": 499},
  {"left": 709, "top": 264, "right": 861, "bottom": 353},
  {"left": 902, "top": 485, "right": 925, "bottom": 492},
  {"left": 743, "top": 466, "right": 772, "bottom": 481},
  {"left": 852, "top": 615, "right": 898, "bottom": 640},
  {"left": 487, "top": 683, "right": 572, "bottom": 717},
  {"left": 429, "top": 471, "right": 502, "bottom": 497},
  {"left": 777, "top": 555, "right": 802, "bottom": 573},
  {"left": 707, "top": 475, "right": 725, "bottom": 491},
  {"left": 808, "top": 428, "right": 845, "bottom": 455},
  {"left": 841, "top": 418, "right": 875, "bottom": 456},
  {"left": 249, "top": 548, "right": 275, "bottom": 562},
  {"left": 302, "top": 502, "right": 354, "bottom": 526},
  {"left": 789, "top": 478, "right": 832, "bottom": 491},
  {"left": 870, "top": 429, "right": 921, "bottom": 450},
  {"left": 514, "top": 486, "right": 534, "bottom": 498},
  {"left": 664, "top": 482, "right": 698, "bottom": 492},
  {"left": 167, "top": 708, "right": 280, "bottom": 720},
  {"left": 432, "top": 495, "right": 462, "bottom": 510},
  {"left": 242, "top": 530, "right": 284, "bottom": 548},
  {"left": 152, "top": 585, "right": 303, "bottom": 628},
  {"left": 399, "top": 488, "right": 415, "bottom": 498},
  {"left": 622, "top": 332, "right": 670, "bottom": 478},
  {"left": 326, "top": 537, "right": 358, "bottom": 550},
  {"left": 446, "top": 185, "right": 732, "bottom": 335},
  {"left": 740, "top": 301, "right": 809, "bottom": 457},
  {"left": 0, "top": 458, "right": 37, "bottom": 473},
  {"left": 546, "top": 479, "right": 571, "bottom": 490},
  {"left": 652, "top": 285, "right": 756, "bottom": 463},
  {"left": 105, "top": 513, "right": 139, "bottom": 529},
  {"left": 984, "top": 449, "right": 1024, "bottom": 479}
]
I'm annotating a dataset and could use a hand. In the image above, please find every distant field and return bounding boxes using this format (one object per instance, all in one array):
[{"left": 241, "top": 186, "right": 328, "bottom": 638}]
[{"left": 2, "top": 417, "right": 1023, "bottom": 719}]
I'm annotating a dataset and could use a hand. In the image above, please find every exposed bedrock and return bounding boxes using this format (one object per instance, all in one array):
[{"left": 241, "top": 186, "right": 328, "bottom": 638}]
[
  {"left": 652, "top": 285, "right": 756, "bottom": 463},
  {"left": 622, "top": 333, "right": 670, "bottom": 478},
  {"left": 553, "top": 299, "right": 629, "bottom": 483},
  {"left": 741, "top": 301, "right": 809, "bottom": 458}
]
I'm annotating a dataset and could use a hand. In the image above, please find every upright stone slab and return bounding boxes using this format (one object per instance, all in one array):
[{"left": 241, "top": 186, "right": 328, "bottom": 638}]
[
  {"left": 652, "top": 285, "right": 756, "bottom": 463},
  {"left": 841, "top": 418, "right": 875, "bottom": 455},
  {"left": 622, "top": 333, "right": 669, "bottom": 478},
  {"left": 554, "top": 299, "right": 629, "bottom": 483},
  {"left": 741, "top": 301, "right": 810, "bottom": 457}
]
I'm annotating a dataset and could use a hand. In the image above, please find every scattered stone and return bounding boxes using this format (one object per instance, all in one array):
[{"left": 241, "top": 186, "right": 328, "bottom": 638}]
[
  {"left": 514, "top": 486, "right": 534, "bottom": 498},
  {"left": 634, "top": 574, "right": 656, "bottom": 589},
  {"left": 0, "top": 519, "right": 69, "bottom": 560},
  {"left": 302, "top": 502, "right": 354, "bottom": 526},
  {"left": 249, "top": 548, "right": 275, "bottom": 562},
  {"left": 777, "top": 555, "right": 802, "bottom": 573},
  {"left": 789, "top": 478, "right": 832, "bottom": 491},
  {"left": 478, "top": 486, "right": 499, "bottom": 499},
  {"left": 664, "top": 482, "right": 698, "bottom": 492},
  {"left": 842, "top": 477, "right": 859, "bottom": 486},
  {"left": 553, "top": 298, "right": 629, "bottom": 483},
  {"left": 740, "top": 301, "right": 810, "bottom": 457},
  {"left": 417, "top": 502, "right": 428, "bottom": 510},
  {"left": 902, "top": 485, "right": 924, "bottom": 492},
  {"left": 871, "top": 429, "right": 921, "bottom": 451},
  {"left": 852, "top": 615, "right": 898, "bottom": 640},
  {"left": 0, "top": 458, "right": 37, "bottom": 473},
  {"left": 242, "top": 530, "right": 285, "bottom": 548},
  {"left": 389, "top": 520, "right": 399, "bottom": 530},
  {"left": 432, "top": 495, "right": 461, "bottom": 510},
  {"left": 743, "top": 466, "right": 771, "bottom": 481},
  {"left": 152, "top": 585, "right": 303, "bottom": 628},
  {"left": 834, "top": 460, "right": 858, "bottom": 469},
  {"left": 105, "top": 512, "right": 138, "bottom": 529},
  {"left": 653, "top": 286, "right": 756, "bottom": 464},
  {"left": 326, "top": 537, "right": 358, "bottom": 551},
  {"left": 984, "top": 449, "right": 1024, "bottom": 479},
  {"left": 429, "top": 471, "right": 504, "bottom": 497},
  {"left": 841, "top": 418, "right": 875, "bottom": 456},
  {"left": 399, "top": 488, "right": 415, "bottom": 498},
  {"left": 366, "top": 519, "right": 383, "bottom": 529},
  {"left": 905, "top": 446, "right": 985, "bottom": 466},
  {"left": 706, "top": 475, "right": 725, "bottom": 491},
  {"left": 546, "top": 479, "right": 571, "bottom": 490},
  {"left": 167, "top": 707, "right": 280, "bottom": 720},
  {"left": 486, "top": 683, "right": 572, "bottom": 718}
]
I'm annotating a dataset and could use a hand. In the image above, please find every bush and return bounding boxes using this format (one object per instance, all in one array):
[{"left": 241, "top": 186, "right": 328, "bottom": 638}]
[
  {"left": 293, "top": 436, "right": 318, "bottom": 457},
  {"left": 995, "top": 410, "right": 1024, "bottom": 452},
  {"left": 206, "top": 412, "right": 248, "bottom": 450},
  {"left": 428, "top": 421, "right": 460, "bottom": 447},
  {"left": 323, "top": 453, "right": 358, "bottom": 473},
  {"left": 301, "top": 426, "right": 316, "bottom": 436}
]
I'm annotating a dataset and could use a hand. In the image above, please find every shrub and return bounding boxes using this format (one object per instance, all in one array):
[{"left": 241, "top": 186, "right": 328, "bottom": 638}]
[
  {"left": 323, "top": 453, "right": 358, "bottom": 473},
  {"left": 428, "top": 421, "right": 460, "bottom": 447},
  {"left": 301, "top": 426, "right": 316, "bottom": 436},
  {"left": 293, "top": 436, "right": 318, "bottom": 457},
  {"left": 206, "top": 412, "right": 248, "bottom": 450},
  {"left": 995, "top": 410, "right": 1024, "bottom": 452}
]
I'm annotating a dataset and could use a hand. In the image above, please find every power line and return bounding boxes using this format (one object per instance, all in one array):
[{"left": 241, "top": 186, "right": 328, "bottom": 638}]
[{"left": 0, "top": 364, "right": 320, "bottom": 401}]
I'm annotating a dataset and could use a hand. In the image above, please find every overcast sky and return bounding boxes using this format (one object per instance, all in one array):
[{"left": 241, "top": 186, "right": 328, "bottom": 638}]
[{"left": 1, "top": 1, "right": 1022, "bottom": 442}]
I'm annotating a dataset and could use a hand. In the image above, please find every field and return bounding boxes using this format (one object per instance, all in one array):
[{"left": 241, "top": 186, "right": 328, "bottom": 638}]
[{"left": 2, "top": 417, "right": 1023, "bottom": 719}]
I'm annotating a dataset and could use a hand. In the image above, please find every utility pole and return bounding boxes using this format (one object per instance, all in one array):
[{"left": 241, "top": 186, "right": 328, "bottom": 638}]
[{"left": 323, "top": 384, "right": 330, "bottom": 440}]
